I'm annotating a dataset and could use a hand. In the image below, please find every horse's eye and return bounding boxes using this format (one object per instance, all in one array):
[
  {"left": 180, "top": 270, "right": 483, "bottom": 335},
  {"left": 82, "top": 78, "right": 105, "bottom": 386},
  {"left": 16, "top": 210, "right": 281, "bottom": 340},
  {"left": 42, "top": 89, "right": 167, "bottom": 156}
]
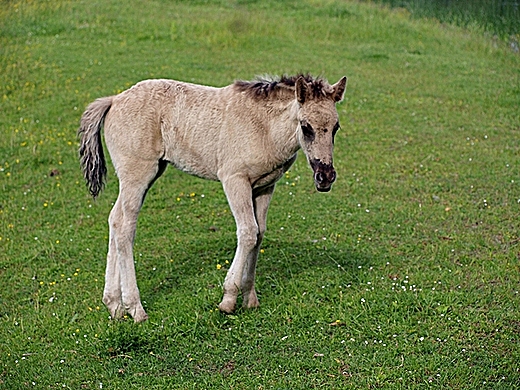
[{"left": 301, "top": 122, "right": 315, "bottom": 142}]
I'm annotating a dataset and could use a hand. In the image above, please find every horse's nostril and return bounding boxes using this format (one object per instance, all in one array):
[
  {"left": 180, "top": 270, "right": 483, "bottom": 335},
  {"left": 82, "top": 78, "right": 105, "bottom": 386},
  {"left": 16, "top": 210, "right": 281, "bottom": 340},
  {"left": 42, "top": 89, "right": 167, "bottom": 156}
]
[{"left": 316, "top": 172, "right": 324, "bottom": 183}]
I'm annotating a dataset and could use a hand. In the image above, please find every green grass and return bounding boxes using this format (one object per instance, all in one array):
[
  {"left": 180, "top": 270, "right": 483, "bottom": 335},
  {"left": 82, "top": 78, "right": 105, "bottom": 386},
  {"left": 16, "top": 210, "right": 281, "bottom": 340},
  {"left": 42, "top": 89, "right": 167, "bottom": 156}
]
[
  {"left": 371, "top": 0, "right": 519, "bottom": 40},
  {"left": 1, "top": 0, "right": 519, "bottom": 388}
]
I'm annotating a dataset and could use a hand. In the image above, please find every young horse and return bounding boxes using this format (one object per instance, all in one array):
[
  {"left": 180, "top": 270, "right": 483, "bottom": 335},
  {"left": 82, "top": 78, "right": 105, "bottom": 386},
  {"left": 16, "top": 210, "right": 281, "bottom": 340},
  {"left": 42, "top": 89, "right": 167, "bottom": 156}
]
[{"left": 79, "top": 74, "right": 347, "bottom": 322}]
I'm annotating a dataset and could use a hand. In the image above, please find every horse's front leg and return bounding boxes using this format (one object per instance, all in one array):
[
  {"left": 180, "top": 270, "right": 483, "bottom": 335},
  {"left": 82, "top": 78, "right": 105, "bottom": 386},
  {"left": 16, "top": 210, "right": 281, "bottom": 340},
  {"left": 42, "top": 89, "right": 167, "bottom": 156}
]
[
  {"left": 219, "top": 175, "right": 258, "bottom": 313},
  {"left": 241, "top": 185, "right": 275, "bottom": 309}
]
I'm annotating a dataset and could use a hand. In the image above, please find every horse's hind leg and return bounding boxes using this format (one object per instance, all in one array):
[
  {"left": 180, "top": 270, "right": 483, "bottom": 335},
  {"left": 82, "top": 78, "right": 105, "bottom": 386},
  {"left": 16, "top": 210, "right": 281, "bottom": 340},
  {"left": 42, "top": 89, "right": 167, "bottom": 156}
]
[
  {"left": 103, "top": 199, "right": 124, "bottom": 319},
  {"left": 104, "top": 160, "right": 166, "bottom": 322}
]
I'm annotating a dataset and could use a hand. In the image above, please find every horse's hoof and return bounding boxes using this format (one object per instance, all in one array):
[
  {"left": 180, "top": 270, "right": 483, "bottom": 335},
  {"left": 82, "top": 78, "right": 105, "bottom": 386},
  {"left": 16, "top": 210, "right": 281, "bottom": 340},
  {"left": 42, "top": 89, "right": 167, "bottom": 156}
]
[
  {"left": 113, "top": 309, "right": 126, "bottom": 320},
  {"left": 218, "top": 299, "right": 236, "bottom": 314},
  {"left": 105, "top": 303, "right": 125, "bottom": 320},
  {"left": 242, "top": 290, "right": 260, "bottom": 309},
  {"left": 133, "top": 311, "right": 149, "bottom": 323},
  {"left": 103, "top": 294, "right": 124, "bottom": 320},
  {"left": 130, "top": 305, "right": 149, "bottom": 322}
]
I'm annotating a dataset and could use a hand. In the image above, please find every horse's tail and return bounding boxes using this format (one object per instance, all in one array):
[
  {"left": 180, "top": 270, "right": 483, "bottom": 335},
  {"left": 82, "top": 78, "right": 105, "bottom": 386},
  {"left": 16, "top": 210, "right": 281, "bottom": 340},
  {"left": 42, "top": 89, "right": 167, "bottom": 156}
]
[{"left": 78, "top": 96, "right": 113, "bottom": 198}]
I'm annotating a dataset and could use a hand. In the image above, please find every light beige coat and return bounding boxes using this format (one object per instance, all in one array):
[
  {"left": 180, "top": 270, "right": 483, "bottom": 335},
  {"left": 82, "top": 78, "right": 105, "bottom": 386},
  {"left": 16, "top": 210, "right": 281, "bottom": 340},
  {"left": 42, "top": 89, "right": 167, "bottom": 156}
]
[{"left": 79, "top": 74, "right": 347, "bottom": 322}]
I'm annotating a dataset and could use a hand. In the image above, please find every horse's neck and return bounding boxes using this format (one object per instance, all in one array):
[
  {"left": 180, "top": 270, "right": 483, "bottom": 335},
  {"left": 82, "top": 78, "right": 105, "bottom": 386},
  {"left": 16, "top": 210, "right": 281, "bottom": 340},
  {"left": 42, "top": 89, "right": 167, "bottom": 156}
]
[{"left": 267, "top": 99, "right": 300, "bottom": 159}]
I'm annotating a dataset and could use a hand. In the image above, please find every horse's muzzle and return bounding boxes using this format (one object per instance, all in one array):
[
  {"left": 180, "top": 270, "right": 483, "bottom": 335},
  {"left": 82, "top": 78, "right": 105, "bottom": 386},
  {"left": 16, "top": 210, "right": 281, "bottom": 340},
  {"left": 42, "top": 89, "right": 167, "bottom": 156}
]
[{"left": 310, "top": 159, "right": 336, "bottom": 192}]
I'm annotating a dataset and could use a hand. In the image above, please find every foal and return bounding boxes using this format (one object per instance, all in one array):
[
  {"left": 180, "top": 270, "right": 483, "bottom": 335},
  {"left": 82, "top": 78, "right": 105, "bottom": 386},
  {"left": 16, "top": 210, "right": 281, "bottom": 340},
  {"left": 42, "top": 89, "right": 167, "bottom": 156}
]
[{"left": 79, "top": 74, "right": 347, "bottom": 322}]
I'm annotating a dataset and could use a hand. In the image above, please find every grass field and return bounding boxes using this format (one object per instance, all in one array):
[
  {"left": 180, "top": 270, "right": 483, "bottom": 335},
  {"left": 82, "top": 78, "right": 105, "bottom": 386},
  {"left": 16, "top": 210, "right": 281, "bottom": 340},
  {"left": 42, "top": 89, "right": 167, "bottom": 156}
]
[
  {"left": 1, "top": 0, "right": 519, "bottom": 388},
  {"left": 372, "top": 0, "right": 519, "bottom": 40}
]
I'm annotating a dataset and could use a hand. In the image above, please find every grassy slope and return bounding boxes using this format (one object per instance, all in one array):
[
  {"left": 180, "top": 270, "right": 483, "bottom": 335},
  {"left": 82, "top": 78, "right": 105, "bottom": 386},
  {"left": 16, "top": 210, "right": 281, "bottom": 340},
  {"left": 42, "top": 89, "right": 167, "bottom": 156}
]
[{"left": 1, "top": 0, "right": 519, "bottom": 388}]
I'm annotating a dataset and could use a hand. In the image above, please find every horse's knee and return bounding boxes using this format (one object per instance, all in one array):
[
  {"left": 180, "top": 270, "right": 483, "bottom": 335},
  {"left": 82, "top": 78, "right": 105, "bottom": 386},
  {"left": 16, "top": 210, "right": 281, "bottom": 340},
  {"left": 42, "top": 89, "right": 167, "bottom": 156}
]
[
  {"left": 237, "top": 227, "right": 258, "bottom": 249},
  {"left": 108, "top": 200, "right": 127, "bottom": 233},
  {"left": 108, "top": 205, "right": 119, "bottom": 228}
]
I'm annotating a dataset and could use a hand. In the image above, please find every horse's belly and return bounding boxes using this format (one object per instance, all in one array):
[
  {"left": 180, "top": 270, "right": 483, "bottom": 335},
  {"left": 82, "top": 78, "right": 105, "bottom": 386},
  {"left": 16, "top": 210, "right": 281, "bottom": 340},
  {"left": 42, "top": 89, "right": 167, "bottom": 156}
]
[
  {"left": 161, "top": 124, "right": 219, "bottom": 181},
  {"left": 168, "top": 153, "right": 219, "bottom": 181}
]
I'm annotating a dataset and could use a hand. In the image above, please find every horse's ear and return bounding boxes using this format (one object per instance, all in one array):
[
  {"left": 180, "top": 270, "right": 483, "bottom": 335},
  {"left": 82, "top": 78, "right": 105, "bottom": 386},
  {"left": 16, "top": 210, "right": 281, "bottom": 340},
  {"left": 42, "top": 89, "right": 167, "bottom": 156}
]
[
  {"left": 332, "top": 76, "right": 348, "bottom": 103},
  {"left": 295, "top": 76, "right": 308, "bottom": 105}
]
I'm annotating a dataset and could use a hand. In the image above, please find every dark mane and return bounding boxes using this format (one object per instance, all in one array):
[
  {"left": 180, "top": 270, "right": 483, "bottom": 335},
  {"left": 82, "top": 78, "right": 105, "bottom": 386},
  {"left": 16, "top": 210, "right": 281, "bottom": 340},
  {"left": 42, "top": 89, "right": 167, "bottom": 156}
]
[{"left": 234, "top": 74, "right": 330, "bottom": 99}]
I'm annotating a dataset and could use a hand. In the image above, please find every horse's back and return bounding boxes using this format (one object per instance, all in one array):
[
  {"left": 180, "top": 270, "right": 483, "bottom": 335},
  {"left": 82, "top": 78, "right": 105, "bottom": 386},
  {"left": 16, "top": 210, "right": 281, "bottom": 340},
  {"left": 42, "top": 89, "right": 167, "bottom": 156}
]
[
  {"left": 103, "top": 79, "right": 227, "bottom": 179},
  {"left": 101, "top": 78, "right": 293, "bottom": 185}
]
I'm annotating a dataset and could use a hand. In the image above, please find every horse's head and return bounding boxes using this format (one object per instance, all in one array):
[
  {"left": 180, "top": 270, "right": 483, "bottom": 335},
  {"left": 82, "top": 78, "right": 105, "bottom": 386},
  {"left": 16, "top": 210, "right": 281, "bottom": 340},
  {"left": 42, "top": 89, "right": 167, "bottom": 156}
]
[{"left": 295, "top": 76, "right": 347, "bottom": 192}]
